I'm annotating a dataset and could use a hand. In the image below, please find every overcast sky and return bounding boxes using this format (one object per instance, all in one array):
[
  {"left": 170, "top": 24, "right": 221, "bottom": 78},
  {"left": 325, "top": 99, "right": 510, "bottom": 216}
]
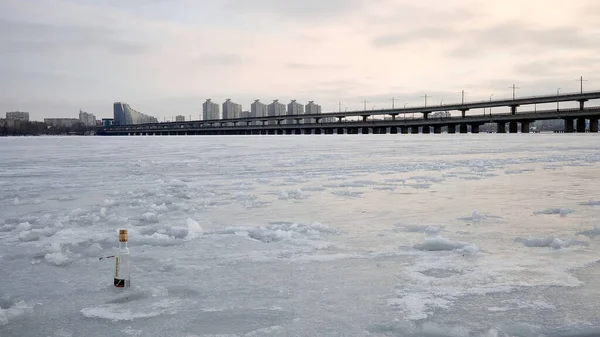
[{"left": 1, "top": 0, "right": 598, "bottom": 121}]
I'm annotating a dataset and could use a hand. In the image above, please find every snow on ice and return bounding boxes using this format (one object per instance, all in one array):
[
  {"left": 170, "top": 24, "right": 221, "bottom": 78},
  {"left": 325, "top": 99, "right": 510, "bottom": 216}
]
[{"left": 2, "top": 135, "right": 600, "bottom": 336}]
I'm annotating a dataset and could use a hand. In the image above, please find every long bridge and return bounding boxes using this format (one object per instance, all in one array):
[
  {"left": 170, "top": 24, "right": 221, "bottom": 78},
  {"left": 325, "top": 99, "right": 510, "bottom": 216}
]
[{"left": 99, "top": 91, "right": 600, "bottom": 135}]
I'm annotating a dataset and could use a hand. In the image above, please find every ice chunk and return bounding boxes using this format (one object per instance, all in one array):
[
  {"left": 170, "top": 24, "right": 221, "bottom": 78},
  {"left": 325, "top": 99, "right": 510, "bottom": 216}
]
[
  {"left": 44, "top": 252, "right": 72, "bottom": 266},
  {"left": 400, "top": 225, "right": 442, "bottom": 234},
  {"left": 186, "top": 218, "right": 203, "bottom": 239},
  {"left": 533, "top": 208, "right": 574, "bottom": 217},
  {"left": 278, "top": 190, "right": 307, "bottom": 200},
  {"left": 579, "top": 200, "right": 600, "bottom": 206},
  {"left": 331, "top": 190, "right": 363, "bottom": 198},
  {"left": 80, "top": 305, "right": 161, "bottom": 321},
  {"left": 516, "top": 236, "right": 584, "bottom": 249},
  {"left": 18, "top": 230, "right": 40, "bottom": 242},
  {"left": 167, "top": 226, "right": 189, "bottom": 239},
  {"left": 14, "top": 222, "right": 31, "bottom": 232},
  {"left": 414, "top": 236, "right": 477, "bottom": 253},
  {"left": 0, "top": 300, "right": 33, "bottom": 326},
  {"left": 577, "top": 226, "right": 600, "bottom": 237},
  {"left": 141, "top": 212, "right": 159, "bottom": 224}
]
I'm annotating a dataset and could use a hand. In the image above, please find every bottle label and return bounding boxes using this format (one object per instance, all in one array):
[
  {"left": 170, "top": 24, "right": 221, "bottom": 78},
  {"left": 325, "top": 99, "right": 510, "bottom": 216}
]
[{"left": 114, "top": 255, "right": 130, "bottom": 288}]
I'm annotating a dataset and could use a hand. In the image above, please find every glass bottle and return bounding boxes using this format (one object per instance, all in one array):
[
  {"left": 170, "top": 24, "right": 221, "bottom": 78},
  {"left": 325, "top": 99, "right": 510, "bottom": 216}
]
[{"left": 114, "top": 229, "right": 131, "bottom": 288}]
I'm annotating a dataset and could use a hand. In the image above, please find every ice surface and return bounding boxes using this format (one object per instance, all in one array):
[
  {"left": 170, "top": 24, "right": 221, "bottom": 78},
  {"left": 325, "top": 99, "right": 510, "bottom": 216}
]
[{"left": 2, "top": 135, "right": 600, "bottom": 336}]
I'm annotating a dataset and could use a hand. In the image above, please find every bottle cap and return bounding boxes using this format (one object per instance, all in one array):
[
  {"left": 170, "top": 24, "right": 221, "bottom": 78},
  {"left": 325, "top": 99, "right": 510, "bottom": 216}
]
[{"left": 119, "top": 229, "right": 128, "bottom": 242}]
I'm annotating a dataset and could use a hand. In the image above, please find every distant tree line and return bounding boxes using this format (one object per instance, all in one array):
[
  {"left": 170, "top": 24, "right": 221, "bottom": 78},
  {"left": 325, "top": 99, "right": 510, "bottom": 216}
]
[{"left": 0, "top": 121, "right": 99, "bottom": 136}]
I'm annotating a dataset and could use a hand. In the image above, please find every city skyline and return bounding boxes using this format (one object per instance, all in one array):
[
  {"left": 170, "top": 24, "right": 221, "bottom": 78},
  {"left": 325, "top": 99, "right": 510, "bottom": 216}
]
[{"left": 1, "top": 0, "right": 599, "bottom": 121}]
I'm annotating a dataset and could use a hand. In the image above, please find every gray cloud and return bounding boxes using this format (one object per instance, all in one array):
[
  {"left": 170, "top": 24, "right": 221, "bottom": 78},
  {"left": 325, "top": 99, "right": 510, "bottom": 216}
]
[
  {"left": 514, "top": 58, "right": 599, "bottom": 77},
  {"left": 197, "top": 53, "right": 244, "bottom": 66},
  {"left": 450, "top": 22, "right": 597, "bottom": 57},
  {"left": 371, "top": 20, "right": 598, "bottom": 57},
  {"left": 285, "top": 63, "right": 346, "bottom": 70},
  {"left": 0, "top": 20, "right": 149, "bottom": 54},
  {"left": 224, "top": 0, "right": 370, "bottom": 19},
  {"left": 371, "top": 28, "right": 453, "bottom": 47}
]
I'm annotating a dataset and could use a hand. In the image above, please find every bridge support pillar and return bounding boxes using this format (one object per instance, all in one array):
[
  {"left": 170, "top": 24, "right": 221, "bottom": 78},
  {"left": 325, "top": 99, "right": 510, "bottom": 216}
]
[
  {"left": 510, "top": 106, "right": 518, "bottom": 115},
  {"left": 590, "top": 117, "right": 599, "bottom": 133},
  {"left": 497, "top": 122, "right": 506, "bottom": 133},
  {"left": 422, "top": 126, "right": 430, "bottom": 134},
  {"left": 521, "top": 121, "right": 530, "bottom": 133},
  {"left": 509, "top": 121, "right": 518, "bottom": 133},
  {"left": 337, "top": 128, "right": 344, "bottom": 134},
  {"left": 411, "top": 126, "right": 419, "bottom": 134},
  {"left": 579, "top": 100, "right": 587, "bottom": 110},
  {"left": 361, "top": 127, "right": 369, "bottom": 134},
  {"left": 471, "top": 124, "right": 480, "bottom": 134},
  {"left": 447, "top": 125, "right": 456, "bottom": 134},
  {"left": 433, "top": 125, "right": 442, "bottom": 134},
  {"left": 564, "top": 118, "right": 574, "bottom": 133},
  {"left": 459, "top": 124, "right": 468, "bottom": 134},
  {"left": 460, "top": 109, "right": 468, "bottom": 118},
  {"left": 390, "top": 127, "right": 398, "bottom": 134},
  {"left": 380, "top": 127, "right": 388, "bottom": 134},
  {"left": 400, "top": 126, "right": 409, "bottom": 134},
  {"left": 576, "top": 118, "right": 586, "bottom": 133}
]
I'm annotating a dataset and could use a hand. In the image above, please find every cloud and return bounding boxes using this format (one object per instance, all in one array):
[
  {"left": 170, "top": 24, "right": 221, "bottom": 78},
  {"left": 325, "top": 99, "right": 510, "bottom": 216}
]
[
  {"left": 285, "top": 63, "right": 346, "bottom": 70},
  {"left": 514, "top": 57, "right": 599, "bottom": 77},
  {"left": 0, "top": 19, "right": 149, "bottom": 54},
  {"left": 450, "top": 21, "right": 597, "bottom": 57},
  {"left": 197, "top": 53, "right": 244, "bottom": 66},
  {"left": 224, "top": 0, "right": 370, "bottom": 19},
  {"left": 371, "top": 28, "right": 453, "bottom": 47}
]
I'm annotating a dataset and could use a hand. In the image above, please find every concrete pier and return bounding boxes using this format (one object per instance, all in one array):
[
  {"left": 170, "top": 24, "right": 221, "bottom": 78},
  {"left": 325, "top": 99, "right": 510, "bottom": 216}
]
[
  {"left": 447, "top": 125, "right": 456, "bottom": 134},
  {"left": 400, "top": 126, "right": 409, "bottom": 134},
  {"left": 521, "top": 121, "right": 530, "bottom": 133},
  {"left": 471, "top": 124, "right": 480, "bottom": 134},
  {"left": 576, "top": 118, "right": 586, "bottom": 133},
  {"left": 459, "top": 124, "right": 468, "bottom": 134},
  {"left": 590, "top": 117, "right": 599, "bottom": 132},
  {"left": 433, "top": 125, "right": 442, "bottom": 134},
  {"left": 422, "top": 126, "right": 430, "bottom": 134},
  {"left": 509, "top": 121, "right": 518, "bottom": 133},
  {"left": 497, "top": 122, "right": 506, "bottom": 133},
  {"left": 411, "top": 126, "right": 419, "bottom": 134},
  {"left": 564, "top": 118, "right": 574, "bottom": 133}
]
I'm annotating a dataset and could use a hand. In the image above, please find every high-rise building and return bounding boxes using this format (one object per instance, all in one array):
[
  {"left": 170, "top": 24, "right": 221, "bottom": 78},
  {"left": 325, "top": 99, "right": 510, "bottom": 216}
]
[
  {"left": 268, "top": 100, "right": 286, "bottom": 125},
  {"left": 222, "top": 99, "right": 243, "bottom": 120},
  {"left": 175, "top": 115, "right": 185, "bottom": 122},
  {"left": 6, "top": 111, "right": 29, "bottom": 121},
  {"left": 250, "top": 100, "right": 268, "bottom": 125},
  {"left": 202, "top": 99, "right": 220, "bottom": 121},
  {"left": 305, "top": 101, "right": 322, "bottom": 124},
  {"left": 79, "top": 110, "right": 97, "bottom": 126},
  {"left": 113, "top": 102, "right": 158, "bottom": 125},
  {"left": 287, "top": 100, "right": 304, "bottom": 124},
  {"left": 44, "top": 118, "right": 80, "bottom": 128}
]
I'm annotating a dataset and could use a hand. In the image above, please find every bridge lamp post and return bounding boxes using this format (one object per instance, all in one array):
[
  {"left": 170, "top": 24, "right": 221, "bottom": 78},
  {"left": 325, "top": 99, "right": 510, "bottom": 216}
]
[
  {"left": 489, "top": 94, "right": 494, "bottom": 116},
  {"left": 557, "top": 88, "right": 561, "bottom": 111}
]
